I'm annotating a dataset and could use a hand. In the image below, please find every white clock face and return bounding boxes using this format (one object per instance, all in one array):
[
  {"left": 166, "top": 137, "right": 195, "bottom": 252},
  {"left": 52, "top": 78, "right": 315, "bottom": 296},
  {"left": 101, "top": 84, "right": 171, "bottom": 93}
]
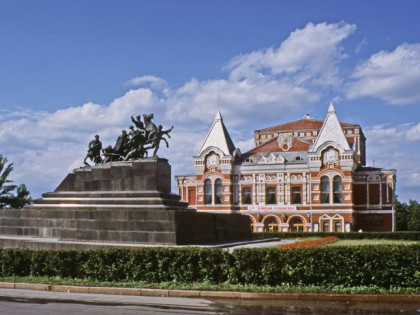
[
  {"left": 206, "top": 153, "right": 220, "bottom": 169},
  {"left": 323, "top": 148, "right": 338, "bottom": 166}
]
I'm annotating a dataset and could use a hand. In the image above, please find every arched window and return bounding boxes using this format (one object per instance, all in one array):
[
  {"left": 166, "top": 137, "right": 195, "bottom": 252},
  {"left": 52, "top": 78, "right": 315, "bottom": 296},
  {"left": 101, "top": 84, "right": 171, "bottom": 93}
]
[
  {"left": 333, "top": 176, "right": 342, "bottom": 203},
  {"left": 215, "top": 179, "right": 223, "bottom": 204},
  {"left": 204, "top": 179, "right": 212, "bottom": 204},
  {"left": 266, "top": 187, "right": 276, "bottom": 204},
  {"left": 321, "top": 176, "right": 330, "bottom": 204},
  {"left": 265, "top": 217, "right": 278, "bottom": 232},
  {"left": 291, "top": 218, "right": 304, "bottom": 232}
]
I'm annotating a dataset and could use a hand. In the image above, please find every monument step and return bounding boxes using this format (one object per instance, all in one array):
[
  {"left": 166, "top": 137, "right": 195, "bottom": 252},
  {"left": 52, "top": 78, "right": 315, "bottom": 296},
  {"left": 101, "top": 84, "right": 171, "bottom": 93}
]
[
  {"left": 6, "top": 208, "right": 187, "bottom": 221},
  {"left": 27, "top": 204, "right": 190, "bottom": 211},
  {"left": 57, "top": 229, "right": 177, "bottom": 243},
  {"left": 32, "top": 197, "right": 188, "bottom": 207},
  {"left": 0, "top": 236, "right": 178, "bottom": 250},
  {"left": 41, "top": 191, "right": 182, "bottom": 199},
  {"left": 0, "top": 227, "right": 177, "bottom": 244},
  {"left": 0, "top": 218, "right": 177, "bottom": 232}
]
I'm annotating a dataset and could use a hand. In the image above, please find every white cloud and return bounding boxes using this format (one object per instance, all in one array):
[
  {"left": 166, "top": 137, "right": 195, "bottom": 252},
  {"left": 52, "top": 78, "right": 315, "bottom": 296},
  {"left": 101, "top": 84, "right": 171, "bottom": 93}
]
[
  {"left": 164, "top": 78, "right": 319, "bottom": 129},
  {"left": 226, "top": 21, "right": 356, "bottom": 87},
  {"left": 346, "top": 43, "right": 420, "bottom": 105},
  {"left": 364, "top": 123, "right": 420, "bottom": 201},
  {"left": 126, "top": 75, "right": 168, "bottom": 90},
  {"left": 0, "top": 22, "right": 364, "bottom": 199}
]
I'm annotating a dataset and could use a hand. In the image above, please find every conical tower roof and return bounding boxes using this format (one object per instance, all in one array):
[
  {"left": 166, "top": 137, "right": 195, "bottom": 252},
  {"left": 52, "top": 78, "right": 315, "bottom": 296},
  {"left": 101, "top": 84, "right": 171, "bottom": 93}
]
[
  {"left": 311, "top": 102, "right": 350, "bottom": 152},
  {"left": 196, "top": 111, "right": 236, "bottom": 156}
]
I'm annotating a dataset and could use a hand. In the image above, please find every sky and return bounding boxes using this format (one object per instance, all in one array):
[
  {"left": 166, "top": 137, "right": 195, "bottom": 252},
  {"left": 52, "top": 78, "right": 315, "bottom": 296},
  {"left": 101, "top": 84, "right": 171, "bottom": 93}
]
[{"left": 1, "top": 0, "right": 420, "bottom": 202}]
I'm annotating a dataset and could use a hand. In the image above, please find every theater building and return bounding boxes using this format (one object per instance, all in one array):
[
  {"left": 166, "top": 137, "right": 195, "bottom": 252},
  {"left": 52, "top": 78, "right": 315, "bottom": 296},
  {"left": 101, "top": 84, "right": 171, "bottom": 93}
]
[{"left": 175, "top": 103, "right": 396, "bottom": 232}]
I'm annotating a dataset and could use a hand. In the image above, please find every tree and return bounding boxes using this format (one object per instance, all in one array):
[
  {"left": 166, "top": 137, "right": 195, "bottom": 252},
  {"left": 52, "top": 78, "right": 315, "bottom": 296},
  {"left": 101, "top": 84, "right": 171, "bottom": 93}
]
[
  {"left": 395, "top": 196, "right": 409, "bottom": 231},
  {"left": 407, "top": 199, "right": 420, "bottom": 231},
  {"left": 395, "top": 197, "right": 420, "bottom": 231},
  {"left": 0, "top": 155, "right": 32, "bottom": 209}
]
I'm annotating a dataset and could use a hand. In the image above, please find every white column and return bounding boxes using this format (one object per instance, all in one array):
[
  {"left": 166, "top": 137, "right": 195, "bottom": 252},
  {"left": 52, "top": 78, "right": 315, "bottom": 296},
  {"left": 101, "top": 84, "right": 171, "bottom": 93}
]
[
  {"left": 379, "top": 181, "right": 382, "bottom": 208},
  {"left": 366, "top": 183, "right": 369, "bottom": 208}
]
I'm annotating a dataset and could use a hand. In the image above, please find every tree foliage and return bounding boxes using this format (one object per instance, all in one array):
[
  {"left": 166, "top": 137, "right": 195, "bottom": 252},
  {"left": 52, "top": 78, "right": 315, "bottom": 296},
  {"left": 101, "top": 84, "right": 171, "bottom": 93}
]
[
  {"left": 396, "top": 196, "right": 420, "bottom": 231},
  {"left": 0, "top": 155, "right": 32, "bottom": 209}
]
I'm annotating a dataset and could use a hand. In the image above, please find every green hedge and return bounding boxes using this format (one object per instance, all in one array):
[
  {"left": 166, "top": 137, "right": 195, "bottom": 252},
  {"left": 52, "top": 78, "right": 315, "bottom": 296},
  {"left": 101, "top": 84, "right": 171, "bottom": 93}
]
[
  {"left": 253, "top": 231, "right": 420, "bottom": 240},
  {"left": 1, "top": 245, "right": 419, "bottom": 288}
]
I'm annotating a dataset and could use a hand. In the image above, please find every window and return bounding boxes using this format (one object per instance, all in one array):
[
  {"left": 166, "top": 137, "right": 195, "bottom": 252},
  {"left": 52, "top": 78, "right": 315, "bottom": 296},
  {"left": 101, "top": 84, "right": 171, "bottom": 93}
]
[
  {"left": 204, "top": 179, "right": 212, "bottom": 204},
  {"left": 242, "top": 187, "right": 252, "bottom": 204},
  {"left": 215, "top": 179, "right": 222, "bottom": 204},
  {"left": 291, "top": 187, "right": 302, "bottom": 204},
  {"left": 321, "top": 176, "right": 330, "bottom": 204},
  {"left": 266, "top": 187, "right": 276, "bottom": 204},
  {"left": 333, "top": 176, "right": 342, "bottom": 203},
  {"left": 291, "top": 218, "right": 304, "bottom": 232},
  {"left": 334, "top": 221, "right": 342, "bottom": 232},
  {"left": 266, "top": 218, "right": 278, "bottom": 232},
  {"left": 322, "top": 221, "right": 330, "bottom": 232}
]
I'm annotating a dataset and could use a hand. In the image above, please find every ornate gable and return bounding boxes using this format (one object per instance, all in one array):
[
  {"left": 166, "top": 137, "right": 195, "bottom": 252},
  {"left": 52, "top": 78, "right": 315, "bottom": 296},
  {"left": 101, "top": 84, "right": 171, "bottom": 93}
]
[{"left": 311, "top": 102, "right": 351, "bottom": 153}]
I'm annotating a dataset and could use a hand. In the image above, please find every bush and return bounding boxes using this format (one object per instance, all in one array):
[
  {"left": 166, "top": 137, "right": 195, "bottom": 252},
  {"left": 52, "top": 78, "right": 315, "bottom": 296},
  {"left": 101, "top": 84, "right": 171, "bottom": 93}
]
[
  {"left": 0, "top": 245, "right": 419, "bottom": 289},
  {"left": 228, "top": 245, "right": 420, "bottom": 288}
]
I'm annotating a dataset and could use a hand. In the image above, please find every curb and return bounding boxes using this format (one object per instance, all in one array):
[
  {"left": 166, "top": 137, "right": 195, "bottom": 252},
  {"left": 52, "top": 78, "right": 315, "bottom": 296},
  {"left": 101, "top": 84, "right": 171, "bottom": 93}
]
[{"left": 0, "top": 282, "right": 419, "bottom": 304}]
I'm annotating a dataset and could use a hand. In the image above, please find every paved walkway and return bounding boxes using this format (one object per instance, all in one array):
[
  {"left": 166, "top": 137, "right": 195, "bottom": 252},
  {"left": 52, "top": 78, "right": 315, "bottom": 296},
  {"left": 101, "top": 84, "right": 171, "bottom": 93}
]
[
  {"left": 2, "top": 287, "right": 419, "bottom": 315},
  {"left": 0, "top": 282, "right": 418, "bottom": 305}
]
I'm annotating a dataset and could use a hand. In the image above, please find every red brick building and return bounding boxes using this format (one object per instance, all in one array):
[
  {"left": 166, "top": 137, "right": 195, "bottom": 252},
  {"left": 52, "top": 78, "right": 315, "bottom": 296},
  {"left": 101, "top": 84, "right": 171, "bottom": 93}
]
[{"left": 176, "top": 103, "right": 396, "bottom": 232}]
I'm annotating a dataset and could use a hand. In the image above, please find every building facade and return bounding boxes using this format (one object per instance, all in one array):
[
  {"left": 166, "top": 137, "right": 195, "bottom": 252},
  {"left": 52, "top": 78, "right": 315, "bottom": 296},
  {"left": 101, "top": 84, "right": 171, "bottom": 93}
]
[{"left": 176, "top": 103, "right": 396, "bottom": 232}]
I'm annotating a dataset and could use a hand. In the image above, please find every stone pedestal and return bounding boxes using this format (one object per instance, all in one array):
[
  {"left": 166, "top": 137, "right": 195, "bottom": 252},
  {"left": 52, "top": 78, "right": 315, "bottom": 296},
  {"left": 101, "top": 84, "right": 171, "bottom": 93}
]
[{"left": 0, "top": 158, "right": 252, "bottom": 249}]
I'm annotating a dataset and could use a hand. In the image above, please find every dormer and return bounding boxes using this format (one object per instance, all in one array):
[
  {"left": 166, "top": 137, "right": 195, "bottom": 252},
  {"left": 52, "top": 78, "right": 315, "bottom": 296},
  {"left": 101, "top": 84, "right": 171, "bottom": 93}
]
[
  {"left": 193, "top": 111, "right": 238, "bottom": 175},
  {"left": 308, "top": 103, "right": 356, "bottom": 172}
]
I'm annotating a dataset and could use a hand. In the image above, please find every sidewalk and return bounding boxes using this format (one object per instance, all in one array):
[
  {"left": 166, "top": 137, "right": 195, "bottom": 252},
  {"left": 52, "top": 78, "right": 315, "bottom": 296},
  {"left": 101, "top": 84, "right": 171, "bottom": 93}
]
[{"left": 0, "top": 282, "right": 419, "bottom": 304}]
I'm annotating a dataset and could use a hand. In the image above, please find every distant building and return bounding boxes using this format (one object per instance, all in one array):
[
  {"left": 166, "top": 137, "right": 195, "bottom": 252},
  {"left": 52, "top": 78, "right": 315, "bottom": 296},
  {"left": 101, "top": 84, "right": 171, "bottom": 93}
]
[{"left": 175, "top": 103, "right": 396, "bottom": 232}]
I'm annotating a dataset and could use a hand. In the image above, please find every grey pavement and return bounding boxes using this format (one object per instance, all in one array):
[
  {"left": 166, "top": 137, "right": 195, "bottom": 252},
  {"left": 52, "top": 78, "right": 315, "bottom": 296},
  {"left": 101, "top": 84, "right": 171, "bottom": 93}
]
[
  {"left": 222, "top": 238, "right": 295, "bottom": 251},
  {"left": 0, "top": 288, "right": 219, "bottom": 314},
  {"left": 0, "top": 288, "right": 419, "bottom": 315}
]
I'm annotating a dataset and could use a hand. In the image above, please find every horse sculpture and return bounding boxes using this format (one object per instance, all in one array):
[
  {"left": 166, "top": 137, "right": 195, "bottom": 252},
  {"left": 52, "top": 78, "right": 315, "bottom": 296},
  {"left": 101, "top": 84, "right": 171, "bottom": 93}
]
[
  {"left": 143, "top": 113, "right": 158, "bottom": 141},
  {"left": 83, "top": 114, "right": 172, "bottom": 166}
]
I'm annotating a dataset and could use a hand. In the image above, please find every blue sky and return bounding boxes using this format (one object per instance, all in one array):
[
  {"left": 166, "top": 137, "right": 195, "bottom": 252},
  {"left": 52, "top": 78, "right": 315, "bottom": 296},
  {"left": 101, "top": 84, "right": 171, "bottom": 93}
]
[{"left": 1, "top": 0, "right": 420, "bottom": 202}]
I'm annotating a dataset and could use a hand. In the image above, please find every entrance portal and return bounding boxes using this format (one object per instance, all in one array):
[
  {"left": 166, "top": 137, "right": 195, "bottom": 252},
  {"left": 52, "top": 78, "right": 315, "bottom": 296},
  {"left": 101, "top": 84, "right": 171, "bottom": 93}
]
[
  {"left": 290, "top": 218, "right": 304, "bottom": 232},
  {"left": 264, "top": 217, "right": 279, "bottom": 232}
]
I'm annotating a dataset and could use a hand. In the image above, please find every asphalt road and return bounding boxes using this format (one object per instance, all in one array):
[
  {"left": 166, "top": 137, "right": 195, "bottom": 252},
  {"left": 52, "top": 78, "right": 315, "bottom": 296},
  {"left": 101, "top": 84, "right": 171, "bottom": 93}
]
[{"left": 0, "top": 288, "right": 419, "bottom": 315}]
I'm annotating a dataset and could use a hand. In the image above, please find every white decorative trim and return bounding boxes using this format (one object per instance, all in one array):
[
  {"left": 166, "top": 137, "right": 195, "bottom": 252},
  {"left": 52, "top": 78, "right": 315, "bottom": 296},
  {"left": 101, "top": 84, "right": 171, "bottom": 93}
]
[
  {"left": 286, "top": 214, "right": 307, "bottom": 225},
  {"left": 356, "top": 210, "right": 393, "bottom": 214}
]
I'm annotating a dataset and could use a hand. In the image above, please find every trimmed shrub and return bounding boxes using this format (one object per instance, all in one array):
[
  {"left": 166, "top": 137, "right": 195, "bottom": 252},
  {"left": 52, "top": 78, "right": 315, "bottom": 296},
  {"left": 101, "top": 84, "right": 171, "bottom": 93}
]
[
  {"left": 228, "top": 245, "right": 420, "bottom": 288},
  {"left": 0, "top": 245, "right": 418, "bottom": 288}
]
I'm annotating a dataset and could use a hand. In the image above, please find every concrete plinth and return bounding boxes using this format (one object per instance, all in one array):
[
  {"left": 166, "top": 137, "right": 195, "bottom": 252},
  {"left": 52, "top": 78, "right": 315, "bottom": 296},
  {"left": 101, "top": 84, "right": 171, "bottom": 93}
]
[{"left": 0, "top": 158, "right": 251, "bottom": 248}]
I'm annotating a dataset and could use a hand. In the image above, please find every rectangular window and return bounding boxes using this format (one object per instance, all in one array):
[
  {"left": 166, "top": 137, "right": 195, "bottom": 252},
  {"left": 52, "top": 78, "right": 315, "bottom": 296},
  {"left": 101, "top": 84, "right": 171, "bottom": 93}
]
[
  {"left": 291, "top": 186, "right": 302, "bottom": 204},
  {"left": 322, "top": 221, "right": 330, "bottom": 232},
  {"left": 334, "top": 221, "right": 342, "bottom": 232},
  {"left": 266, "top": 187, "right": 276, "bottom": 204},
  {"left": 321, "top": 177, "right": 330, "bottom": 204},
  {"left": 204, "top": 180, "right": 212, "bottom": 205},
  {"left": 242, "top": 187, "right": 252, "bottom": 204}
]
